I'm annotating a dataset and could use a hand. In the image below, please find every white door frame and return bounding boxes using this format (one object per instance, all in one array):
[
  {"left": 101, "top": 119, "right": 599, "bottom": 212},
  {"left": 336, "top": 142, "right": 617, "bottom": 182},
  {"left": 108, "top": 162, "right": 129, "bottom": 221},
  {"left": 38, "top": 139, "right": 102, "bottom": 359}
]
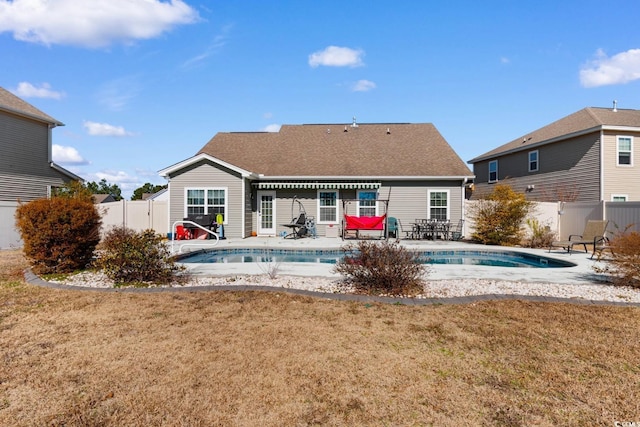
[{"left": 257, "top": 191, "right": 277, "bottom": 236}]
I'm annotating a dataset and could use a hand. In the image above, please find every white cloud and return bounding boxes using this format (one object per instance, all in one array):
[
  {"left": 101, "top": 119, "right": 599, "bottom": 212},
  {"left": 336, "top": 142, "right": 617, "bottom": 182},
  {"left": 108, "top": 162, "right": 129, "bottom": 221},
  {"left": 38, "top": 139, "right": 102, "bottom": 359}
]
[
  {"left": 580, "top": 48, "right": 640, "bottom": 88},
  {"left": 308, "top": 46, "right": 365, "bottom": 68},
  {"left": 84, "top": 120, "right": 134, "bottom": 137},
  {"left": 97, "top": 76, "right": 141, "bottom": 111},
  {"left": 52, "top": 144, "right": 88, "bottom": 165},
  {"left": 352, "top": 79, "right": 376, "bottom": 92},
  {"left": 13, "top": 82, "right": 64, "bottom": 99},
  {"left": 500, "top": 57, "right": 510, "bottom": 64},
  {"left": 182, "top": 23, "right": 232, "bottom": 68},
  {"left": 261, "top": 124, "right": 281, "bottom": 132},
  {"left": 0, "top": 0, "right": 199, "bottom": 48}
]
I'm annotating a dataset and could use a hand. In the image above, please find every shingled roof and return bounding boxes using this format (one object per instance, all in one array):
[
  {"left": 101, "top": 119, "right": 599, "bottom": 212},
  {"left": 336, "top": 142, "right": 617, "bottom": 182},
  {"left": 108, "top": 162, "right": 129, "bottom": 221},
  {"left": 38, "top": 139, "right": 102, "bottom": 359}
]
[
  {"left": 195, "top": 123, "right": 473, "bottom": 178},
  {"left": 470, "top": 107, "right": 640, "bottom": 163},
  {"left": 0, "top": 86, "right": 63, "bottom": 126}
]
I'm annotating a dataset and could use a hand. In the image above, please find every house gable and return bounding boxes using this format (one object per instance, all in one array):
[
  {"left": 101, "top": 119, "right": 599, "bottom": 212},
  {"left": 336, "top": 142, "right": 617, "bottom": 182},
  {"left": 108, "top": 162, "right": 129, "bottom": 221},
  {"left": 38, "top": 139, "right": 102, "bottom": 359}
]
[
  {"left": 469, "top": 106, "right": 640, "bottom": 202},
  {"left": 0, "top": 87, "right": 76, "bottom": 202}
]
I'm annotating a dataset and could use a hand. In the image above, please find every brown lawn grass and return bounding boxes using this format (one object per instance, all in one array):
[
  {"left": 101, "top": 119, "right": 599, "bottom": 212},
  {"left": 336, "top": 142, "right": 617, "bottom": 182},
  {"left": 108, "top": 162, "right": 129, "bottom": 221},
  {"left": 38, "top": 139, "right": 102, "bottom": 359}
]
[{"left": 1, "top": 250, "right": 639, "bottom": 426}]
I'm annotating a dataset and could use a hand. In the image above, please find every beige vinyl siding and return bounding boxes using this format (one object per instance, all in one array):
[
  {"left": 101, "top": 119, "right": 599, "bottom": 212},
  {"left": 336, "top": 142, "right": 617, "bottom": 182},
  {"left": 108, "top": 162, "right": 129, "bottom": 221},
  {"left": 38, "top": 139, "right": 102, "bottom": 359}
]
[
  {"left": 602, "top": 131, "right": 640, "bottom": 201},
  {"left": 472, "top": 133, "right": 601, "bottom": 202},
  {"left": 382, "top": 180, "right": 464, "bottom": 226},
  {"left": 0, "top": 113, "right": 69, "bottom": 201},
  {"left": 168, "top": 160, "right": 244, "bottom": 238}
]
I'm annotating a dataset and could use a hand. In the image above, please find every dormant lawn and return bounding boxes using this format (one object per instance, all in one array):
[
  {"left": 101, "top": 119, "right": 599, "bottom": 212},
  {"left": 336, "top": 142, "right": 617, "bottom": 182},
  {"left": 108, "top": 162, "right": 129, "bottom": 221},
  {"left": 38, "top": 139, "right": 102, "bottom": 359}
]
[{"left": 1, "top": 250, "right": 639, "bottom": 426}]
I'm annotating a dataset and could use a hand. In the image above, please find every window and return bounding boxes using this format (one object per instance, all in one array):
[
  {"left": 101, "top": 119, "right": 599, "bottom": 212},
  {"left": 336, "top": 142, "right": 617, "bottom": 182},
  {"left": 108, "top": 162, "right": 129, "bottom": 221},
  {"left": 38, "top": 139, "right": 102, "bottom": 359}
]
[
  {"left": 488, "top": 160, "right": 498, "bottom": 183},
  {"left": 528, "top": 150, "right": 539, "bottom": 172},
  {"left": 617, "top": 136, "right": 633, "bottom": 166},
  {"left": 357, "top": 190, "right": 378, "bottom": 216},
  {"left": 317, "top": 190, "right": 338, "bottom": 223},
  {"left": 611, "top": 194, "right": 628, "bottom": 202},
  {"left": 185, "top": 188, "right": 227, "bottom": 222},
  {"left": 428, "top": 190, "right": 449, "bottom": 220}
]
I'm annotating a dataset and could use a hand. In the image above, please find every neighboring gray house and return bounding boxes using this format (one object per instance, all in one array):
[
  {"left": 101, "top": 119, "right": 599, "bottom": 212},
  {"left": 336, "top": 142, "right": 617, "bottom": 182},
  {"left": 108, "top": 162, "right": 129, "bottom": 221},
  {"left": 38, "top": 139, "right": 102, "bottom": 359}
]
[
  {"left": 0, "top": 86, "right": 80, "bottom": 248},
  {"left": 160, "top": 121, "right": 474, "bottom": 239},
  {"left": 469, "top": 105, "right": 640, "bottom": 202}
]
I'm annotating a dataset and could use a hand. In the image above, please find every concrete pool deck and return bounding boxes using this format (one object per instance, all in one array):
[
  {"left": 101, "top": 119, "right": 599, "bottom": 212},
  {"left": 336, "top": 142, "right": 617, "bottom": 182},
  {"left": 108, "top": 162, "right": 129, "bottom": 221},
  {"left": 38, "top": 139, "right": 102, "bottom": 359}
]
[{"left": 176, "top": 237, "right": 610, "bottom": 287}]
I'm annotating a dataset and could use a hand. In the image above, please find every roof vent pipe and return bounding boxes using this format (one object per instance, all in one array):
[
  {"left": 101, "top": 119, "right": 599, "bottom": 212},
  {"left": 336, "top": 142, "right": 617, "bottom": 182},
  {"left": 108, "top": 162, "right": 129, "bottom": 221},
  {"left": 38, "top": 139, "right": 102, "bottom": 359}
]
[
  {"left": 613, "top": 100, "right": 618, "bottom": 112},
  {"left": 351, "top": 116, "right": 358, "bottom": 128},
  {"left": 344, "top": 126, "right": 348, "bottom": 132}
]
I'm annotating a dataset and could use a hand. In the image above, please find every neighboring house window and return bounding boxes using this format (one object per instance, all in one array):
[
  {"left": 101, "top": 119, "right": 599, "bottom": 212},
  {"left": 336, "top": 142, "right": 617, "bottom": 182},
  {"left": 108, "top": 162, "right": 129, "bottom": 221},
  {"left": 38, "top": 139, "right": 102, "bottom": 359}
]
[
  {"left": 317, "top": 190, "right": 339, "bottom": 223},
  {"left": 611, "top": 194, "right": 628, "bottom": 202},
  {"left": 488, "top": 160, "right": 498, "bottom": 183},
  {"left": 617, "top": 136, "right": 633, "bottom": 166},
  {"left": 48, "top": 185, "right": 62, "bottom": 198},
  {"left": 185, "top": 188, "right": 227, "bottom": 222},
  {"left": 528, "top": 150, "right": 539, "bottom": 172},
  {"left": 428, "top": 190, "right": 449, "bottom": 220},
  {"left": 357, "top": 190, "right": 378, "bottom": 216}
]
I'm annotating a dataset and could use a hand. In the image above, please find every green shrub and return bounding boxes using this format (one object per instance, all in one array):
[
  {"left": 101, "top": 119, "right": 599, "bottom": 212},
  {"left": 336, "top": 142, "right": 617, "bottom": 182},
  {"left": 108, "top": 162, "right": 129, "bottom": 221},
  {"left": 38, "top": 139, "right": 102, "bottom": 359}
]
[
  {"left": 15, "top": 197, "right": 102, "bottom": 274},
  {"left": 470, "top": 184, "right": 533, "bottom": 245},
  {"left": 597, "top": 229, "right": 640, "bottom": 287},
  {"left": 95, "top": 226, "right": 185, "bottom": 286},
  {"left": 333, "top": 240, "right": 426, "bottom": 296}
]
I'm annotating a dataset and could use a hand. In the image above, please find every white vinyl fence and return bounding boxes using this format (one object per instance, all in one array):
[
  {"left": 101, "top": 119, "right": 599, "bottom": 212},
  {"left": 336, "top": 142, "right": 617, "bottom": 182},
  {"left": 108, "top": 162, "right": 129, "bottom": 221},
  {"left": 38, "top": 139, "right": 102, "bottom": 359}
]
[
  {"left": 97, "top": 200, "right": 168, "bottom": 237},
  {"left": 558, "top": 201, "right": 640, "bottom": 239},
  {"left": 0, "top": 201, "right": 21, "bottom": 249}
]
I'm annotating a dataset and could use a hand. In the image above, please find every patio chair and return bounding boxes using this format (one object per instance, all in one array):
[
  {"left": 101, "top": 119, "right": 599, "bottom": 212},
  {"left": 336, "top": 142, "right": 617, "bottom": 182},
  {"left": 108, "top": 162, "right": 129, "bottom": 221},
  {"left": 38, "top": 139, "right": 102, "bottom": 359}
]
[
  {"left": 396, "top": 219, "right": 416, "bottom": 239},
  {"left": 449, "top": 219, "right": 464, "bottom": 241},
  {"left": 591, "top": 236, "right": 613, "bottom": 260},
  {"left": 282, "top": 212, "right": 307, "bottom": 239},
  {"left": 549, "top": 220, "right": 609, "bottom": 254},
  {"left": 387, "top": 217, "right": 399, "bottom": 239}
]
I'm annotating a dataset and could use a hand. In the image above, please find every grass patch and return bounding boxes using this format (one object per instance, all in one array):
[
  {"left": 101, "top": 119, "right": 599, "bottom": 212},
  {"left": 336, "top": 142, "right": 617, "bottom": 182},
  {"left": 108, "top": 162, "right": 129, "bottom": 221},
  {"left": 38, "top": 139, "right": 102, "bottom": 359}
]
[{"left": 1, "top": 250, "right": 640, "bottom": 425}]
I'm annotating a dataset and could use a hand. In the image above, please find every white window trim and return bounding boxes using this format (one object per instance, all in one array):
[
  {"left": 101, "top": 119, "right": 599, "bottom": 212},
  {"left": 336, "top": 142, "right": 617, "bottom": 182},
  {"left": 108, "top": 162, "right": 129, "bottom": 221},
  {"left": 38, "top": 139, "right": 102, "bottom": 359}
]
[
  {"left": 616, "top": 136, "right": 633, "bottom": 167},
  {"left": 611, "top": 194, "right": 628, "bottom": 202},
  {"left": 184, "top": 187, "right": 228, "bottom": 224},
  {"left": 428, "top": 189, "right": 450, "bottom": 220},
  {"left": 316, "top": 189, "right": 339, "bottom": 224},
  {"left": 528, "top": 150, "right": 539, "bottom": 172},
  {"left": 357, "top": 190, "right": 379, "bottom": 217},
  {"left": 488, "top": 160, "right": 498, "bottom": 183}
]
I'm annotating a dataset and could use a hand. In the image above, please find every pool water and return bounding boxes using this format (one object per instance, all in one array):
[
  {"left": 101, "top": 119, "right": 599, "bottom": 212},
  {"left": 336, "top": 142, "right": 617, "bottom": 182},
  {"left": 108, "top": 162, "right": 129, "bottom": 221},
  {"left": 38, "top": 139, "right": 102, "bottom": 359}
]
[{"left": 179, "top": 248, "right": 575, "bottom": 268}]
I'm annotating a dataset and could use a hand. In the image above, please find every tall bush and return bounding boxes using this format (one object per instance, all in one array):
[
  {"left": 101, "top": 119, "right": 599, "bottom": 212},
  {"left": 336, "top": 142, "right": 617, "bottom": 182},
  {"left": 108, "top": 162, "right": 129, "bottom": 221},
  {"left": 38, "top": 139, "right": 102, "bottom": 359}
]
[
  {"left": 15, "top": 196, "right": 102, "bottom": 274},
  {"left": 470, "top": 184, "right": 533, "bottom": 245},
  {"left": 596, "top": 229, "right": 640, "bottom": 287},
  {"left": 95, "top": 226, "right": 185, "bottom": 286},
  {"left": 334, "top": 240, "right": 426, "bottom": 296}
]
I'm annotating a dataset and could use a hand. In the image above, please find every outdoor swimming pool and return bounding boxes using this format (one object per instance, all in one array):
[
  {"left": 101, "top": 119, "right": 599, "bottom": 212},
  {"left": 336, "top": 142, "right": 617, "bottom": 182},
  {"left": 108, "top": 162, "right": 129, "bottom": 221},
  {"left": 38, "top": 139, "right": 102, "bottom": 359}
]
[{"left": 179, "top": 248, "right": 576, "bottom": 268}]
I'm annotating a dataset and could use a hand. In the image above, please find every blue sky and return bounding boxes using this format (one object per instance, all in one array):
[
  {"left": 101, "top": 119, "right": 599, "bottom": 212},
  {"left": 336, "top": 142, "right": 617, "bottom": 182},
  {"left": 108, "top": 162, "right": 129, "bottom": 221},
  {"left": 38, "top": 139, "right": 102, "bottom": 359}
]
[{"left": 2, "top": 0, "right": 639, "bottom": 198}]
